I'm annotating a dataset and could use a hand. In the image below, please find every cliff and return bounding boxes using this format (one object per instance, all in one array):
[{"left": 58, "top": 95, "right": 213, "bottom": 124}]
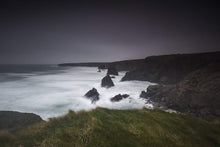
[
  {"left": 140, "top": 63, "right": 220, "bottom": 118},
  {"left": 109, "top": 59, "right": 145, "bottom": 71},
  {"left": 122, "top": 52, "right": 220, "bottom": 84},
  {"left": 59, "top": 59, "right": 145, "bottom": 71},
  {"left": 58, "top": 62, "right": 109, "bottom": 67}
]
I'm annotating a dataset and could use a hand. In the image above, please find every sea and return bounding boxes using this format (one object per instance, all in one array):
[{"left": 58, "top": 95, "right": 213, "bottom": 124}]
[{"left": 0, "top": 64, "right": 154, "bottom": 120}]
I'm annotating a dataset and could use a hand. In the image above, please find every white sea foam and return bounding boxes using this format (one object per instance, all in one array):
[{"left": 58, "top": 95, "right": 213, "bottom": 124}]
[{"left": 0, "top": 67, "right": 154, "bottom": 119}]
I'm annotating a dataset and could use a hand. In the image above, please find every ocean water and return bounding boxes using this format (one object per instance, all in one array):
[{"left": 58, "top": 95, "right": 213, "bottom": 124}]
[{"left": 0, "top": 65, "right": 154, "bottom": 119}]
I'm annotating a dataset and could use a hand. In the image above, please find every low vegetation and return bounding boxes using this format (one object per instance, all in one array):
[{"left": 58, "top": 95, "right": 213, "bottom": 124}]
[{"left": 0, "top": 108, "right": 220, "bottom": 147}]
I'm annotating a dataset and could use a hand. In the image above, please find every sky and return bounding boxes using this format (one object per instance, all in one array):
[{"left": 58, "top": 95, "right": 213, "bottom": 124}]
[{"left": 0, "top": 0, "right": 219, "bottom": 64}]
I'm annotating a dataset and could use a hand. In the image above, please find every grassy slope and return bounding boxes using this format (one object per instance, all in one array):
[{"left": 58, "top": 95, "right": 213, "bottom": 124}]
[{"left": 0, "top": 108, "right": 220, "bottom": 147}]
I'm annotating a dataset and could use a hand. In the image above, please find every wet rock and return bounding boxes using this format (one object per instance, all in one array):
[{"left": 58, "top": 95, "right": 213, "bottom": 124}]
[
  {"left": 140, "top": 91, "right": 147, "bottom": 98},
  {"left": 111, "top": 94, "right": 129, "bottom": 102},
  {"left": 101, "top": 75, "right": 114, "bottom": 88},
  {"left": 122, "top": 94, "right": 129, "bottom": 98},
  {"left": 84, "top": 88, "right": 99, "bottom": 103}
]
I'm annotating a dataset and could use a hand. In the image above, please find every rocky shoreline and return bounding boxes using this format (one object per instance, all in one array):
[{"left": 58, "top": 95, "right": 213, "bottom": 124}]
[
  {"left": 140, "top": 63, "right": 220, "bottom": 118},
  {"left": 1, "top": 51, "right": 219, "bottom": 128},
  {"left": 61, "top": 51, "right": 220, "bottom": 118}
]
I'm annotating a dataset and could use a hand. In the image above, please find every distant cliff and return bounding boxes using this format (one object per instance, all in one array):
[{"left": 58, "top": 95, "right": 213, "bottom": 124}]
[
  {"left": 59, "top": 52, "right": 220, "bottom": 84},
  {"left": 59, "top": 59, "right": 145, "bottom": 71},
  {"left": 122, "top": 52, "right": 220, "bottom": 84},
  {"left": 58, "top": 62, "right": 109, "bottom": 67}
]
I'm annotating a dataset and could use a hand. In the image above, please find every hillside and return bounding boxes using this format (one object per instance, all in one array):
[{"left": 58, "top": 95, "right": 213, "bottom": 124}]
[{"left": 0, "top": 108, "right": 220, "bottom": 147}]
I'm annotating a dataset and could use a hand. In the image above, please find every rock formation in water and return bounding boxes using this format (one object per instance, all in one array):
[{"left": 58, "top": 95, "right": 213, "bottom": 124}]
[
  {"left": 101, "top": 75, "right": 114, "bottom": 88},
  {"left": 0, "top": 111, "right": 43, "bottom": 129},
  {"left": 84, "top": 88, "right": 100, "bottom": 103},
  {"left": 111, "top": 94, "right": 129, "bottom": 102}
]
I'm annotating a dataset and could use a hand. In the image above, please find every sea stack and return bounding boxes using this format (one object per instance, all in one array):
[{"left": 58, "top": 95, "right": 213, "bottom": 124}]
[
  {"left": 101, "top": 75, "right": 114, "bottom": 88},
  {"left": 84, "top": 88, "right": 100, "bottom": 103}
]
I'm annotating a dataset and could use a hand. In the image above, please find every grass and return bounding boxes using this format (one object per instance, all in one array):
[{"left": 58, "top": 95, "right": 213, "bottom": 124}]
[{"left": 0, "top": 107, "right": 220, "bottom": 147}]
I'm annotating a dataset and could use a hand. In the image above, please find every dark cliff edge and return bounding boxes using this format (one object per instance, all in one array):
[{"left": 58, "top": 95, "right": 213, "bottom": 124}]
[
  {"left": 109, "top": 59, "right": 145, "bottom": 71},
  {"left": 122, "top": 52, "right": 220, "bottom": 84},
  {"left": 58, "top": 59, "right": 145, "bottom": 71},
  {"left": 0, "top": 111, "right": 43, "bottom": 130},
  {"left": 58, "top": 62, "right": 109, "bottom": 68}
]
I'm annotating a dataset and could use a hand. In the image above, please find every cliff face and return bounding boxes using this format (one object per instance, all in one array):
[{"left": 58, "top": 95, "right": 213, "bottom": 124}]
[
  {"left": 141, "top": 63, "right": 220, "bottom": 118},
  {"left": 122, "top": 52, "right": 220, "bottom": 84}
]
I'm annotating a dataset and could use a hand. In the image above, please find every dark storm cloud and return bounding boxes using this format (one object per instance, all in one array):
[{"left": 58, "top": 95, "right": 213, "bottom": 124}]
[{"left": 0, "top": 0, "right": 219, "bottom": 64}]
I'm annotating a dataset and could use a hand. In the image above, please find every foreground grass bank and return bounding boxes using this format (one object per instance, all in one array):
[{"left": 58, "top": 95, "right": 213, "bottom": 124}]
[{"left": 0, "top": 108, "right": 220, "bottom": 147}]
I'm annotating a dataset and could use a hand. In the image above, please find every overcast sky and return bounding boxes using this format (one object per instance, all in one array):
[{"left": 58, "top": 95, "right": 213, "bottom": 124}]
[{"left": 0, "top": 0, "right": 219, "bottom": 64}]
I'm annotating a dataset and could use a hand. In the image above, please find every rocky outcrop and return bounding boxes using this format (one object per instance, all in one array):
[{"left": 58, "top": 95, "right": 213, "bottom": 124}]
[
  {"left": 111, "top": 94, "right": 129, "bottom": 102},
  {"left": 140, "top": 85, "right": 162, "bottom": 98},
  {"left": 84, "top": 88, "right": 100, "bottom": 103},
  {"left": 141, "top": 64, "right": 220, "bottom": 118},
  {"left": 107, "top": 67, "right": 118, "bottom": 75},
  {"left": 101, "top": 75, "right": 114, "bottom": 88},
  {"left": 122, "top": 52, "right": 220, "bottom": 84},
  {"left": 0, "top": 111, "right": 43, "bottom": 129}
]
